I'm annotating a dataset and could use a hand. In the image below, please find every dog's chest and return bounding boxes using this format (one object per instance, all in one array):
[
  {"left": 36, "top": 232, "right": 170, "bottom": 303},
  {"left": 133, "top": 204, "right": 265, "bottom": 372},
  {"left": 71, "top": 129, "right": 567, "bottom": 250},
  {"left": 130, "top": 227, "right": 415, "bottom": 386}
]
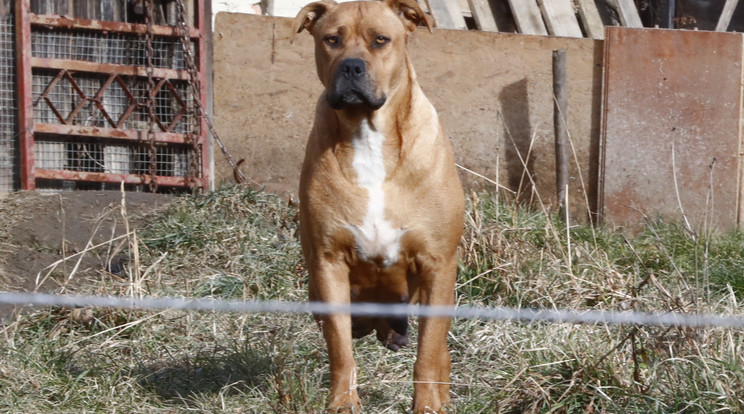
[{"left": 344, "top": 120, "right": 406, "bottom": 268}]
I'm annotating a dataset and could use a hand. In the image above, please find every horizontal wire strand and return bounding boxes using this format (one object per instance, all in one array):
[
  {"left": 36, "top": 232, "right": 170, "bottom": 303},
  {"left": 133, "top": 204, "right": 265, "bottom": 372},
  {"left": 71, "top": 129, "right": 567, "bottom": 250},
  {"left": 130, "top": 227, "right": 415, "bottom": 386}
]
[{"left": 1, "top": 292, "right": 743, "bottom": 329}]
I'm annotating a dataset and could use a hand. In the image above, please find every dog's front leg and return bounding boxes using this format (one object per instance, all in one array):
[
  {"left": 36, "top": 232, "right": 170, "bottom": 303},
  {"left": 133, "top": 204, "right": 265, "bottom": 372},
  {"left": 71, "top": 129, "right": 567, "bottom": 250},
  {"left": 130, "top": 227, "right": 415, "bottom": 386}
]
[
  {"left": 411, "top": 256, "right": 457, "bottom": 414},
  {"left": 309, "top": 259, "right": 361, "bottom": 412}
]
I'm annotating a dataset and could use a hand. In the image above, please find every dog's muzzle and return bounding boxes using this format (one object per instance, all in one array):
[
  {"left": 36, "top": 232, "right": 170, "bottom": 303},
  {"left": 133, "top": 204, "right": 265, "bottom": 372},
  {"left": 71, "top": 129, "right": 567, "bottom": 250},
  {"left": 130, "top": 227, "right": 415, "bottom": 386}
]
[{"left": 327, "top": 58, "right": 387, "bottom": 110}]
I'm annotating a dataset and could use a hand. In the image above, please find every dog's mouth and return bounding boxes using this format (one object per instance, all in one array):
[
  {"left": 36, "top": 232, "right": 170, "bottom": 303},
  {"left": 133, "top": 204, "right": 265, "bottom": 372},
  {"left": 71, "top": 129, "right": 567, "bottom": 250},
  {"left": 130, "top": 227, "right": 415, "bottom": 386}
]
[
  {"left": 326, "top": 58, "right": 387, "bottom": 111},
  {"left": 327, "top": 86, "right": 386, "bottom": 110}
]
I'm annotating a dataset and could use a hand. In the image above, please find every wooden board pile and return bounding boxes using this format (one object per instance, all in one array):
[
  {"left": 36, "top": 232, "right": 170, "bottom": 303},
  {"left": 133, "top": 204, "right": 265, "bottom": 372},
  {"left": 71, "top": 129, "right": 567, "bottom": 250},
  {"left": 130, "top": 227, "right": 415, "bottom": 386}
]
[
  {"left": 426, "top": 0, "right": 742, "bottom": 39},
  {"left": 425, "top": 0, "right": 638, "bottom": 38}
]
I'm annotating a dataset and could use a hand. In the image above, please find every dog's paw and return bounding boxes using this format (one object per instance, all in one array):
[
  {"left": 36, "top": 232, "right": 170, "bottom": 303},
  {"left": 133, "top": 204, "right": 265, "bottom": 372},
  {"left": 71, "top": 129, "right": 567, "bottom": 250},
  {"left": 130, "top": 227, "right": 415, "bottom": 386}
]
[
  {"left": 327, "top": 388, "right": 362, "bottom": 413},
  {"left": 327, "top": 407, "right": 361, "bottom": 414},
  {"left": 327, "top": 401, "right": 362, "bottom": 414},
  {"left": 413, "top": 406, "right": 443, "bottom": 414}
]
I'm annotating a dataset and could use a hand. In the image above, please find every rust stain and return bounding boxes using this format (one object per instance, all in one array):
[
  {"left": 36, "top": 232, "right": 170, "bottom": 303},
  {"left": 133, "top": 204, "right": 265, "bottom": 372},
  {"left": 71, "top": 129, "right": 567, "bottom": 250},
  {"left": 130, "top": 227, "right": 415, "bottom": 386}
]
[{"left": 600, "top": 27, "right": 744, "bottom": 231}]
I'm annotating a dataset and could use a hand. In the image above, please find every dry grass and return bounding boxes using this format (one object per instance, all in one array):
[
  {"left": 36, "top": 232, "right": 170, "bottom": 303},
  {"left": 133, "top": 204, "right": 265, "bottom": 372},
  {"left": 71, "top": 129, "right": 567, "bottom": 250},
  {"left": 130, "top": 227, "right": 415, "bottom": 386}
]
[{"left": 1, "top": 184, "right": 743, "bottom": 413}]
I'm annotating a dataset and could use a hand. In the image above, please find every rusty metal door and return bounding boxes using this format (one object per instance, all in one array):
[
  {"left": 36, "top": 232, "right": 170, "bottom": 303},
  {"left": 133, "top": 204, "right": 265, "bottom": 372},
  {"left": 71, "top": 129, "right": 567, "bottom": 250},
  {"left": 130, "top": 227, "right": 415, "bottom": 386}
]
[{"left": 599, "top": 27, "right": 744, "bottom": 231}]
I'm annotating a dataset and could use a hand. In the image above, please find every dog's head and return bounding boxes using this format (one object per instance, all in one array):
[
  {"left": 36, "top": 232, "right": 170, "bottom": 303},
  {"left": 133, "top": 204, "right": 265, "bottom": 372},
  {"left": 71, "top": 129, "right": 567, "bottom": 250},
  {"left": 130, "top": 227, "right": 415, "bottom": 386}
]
[{"left": 292, "top": 0, "right": 433, "bottom": 111}]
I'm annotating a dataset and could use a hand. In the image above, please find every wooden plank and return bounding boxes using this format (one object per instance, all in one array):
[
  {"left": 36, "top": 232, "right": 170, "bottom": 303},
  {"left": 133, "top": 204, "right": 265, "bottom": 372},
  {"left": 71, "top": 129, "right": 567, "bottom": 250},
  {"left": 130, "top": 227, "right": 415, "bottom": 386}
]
[
  {"left": 507, "top": 0, "right": 547, "bottom": 35},
  {"left": 574, "top": 0, "right": 604, "bottom": 39},
  {"left": 615, "top": 0, "right": 642, "bottom": 28},
  {"left": 426, "top": 0, "right": 467, "bottom": 30},
  {"left": 537, "top": 0, "right": 582, "bottom": 38},
  {"left": 468, "top": 0, "right": 499, "bottom": 32},
  {"left": 716, "top": 0, "right": 740, "bottom": 32}
]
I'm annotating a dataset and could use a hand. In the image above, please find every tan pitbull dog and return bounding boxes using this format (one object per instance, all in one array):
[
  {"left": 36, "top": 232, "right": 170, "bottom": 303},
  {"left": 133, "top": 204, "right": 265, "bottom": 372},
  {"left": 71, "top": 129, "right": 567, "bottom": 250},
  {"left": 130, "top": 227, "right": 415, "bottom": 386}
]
[{"left": 292, "top": 0, "right": 464, "bottom": 412}]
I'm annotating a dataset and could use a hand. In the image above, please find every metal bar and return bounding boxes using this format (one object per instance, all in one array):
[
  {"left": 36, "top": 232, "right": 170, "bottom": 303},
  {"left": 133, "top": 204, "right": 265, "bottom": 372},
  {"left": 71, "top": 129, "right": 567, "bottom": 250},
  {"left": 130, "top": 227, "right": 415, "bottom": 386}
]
[
  {"left": 33, "top": 123, "right": 194, "bottom": 145},
  {"left": 34, "top": 168, "right": 200, "bottom": 188},
  {"left": 30, "top": 14, "right": 201, "bottom": 38},
  {"left": 90, "top": 74, "right": 119, "bottom": 128},
  {"left": 61, "top": 71, "right": 89, "bottom": 125},
  {"left": 162, "top": 81, "right": 187, "bottom": 133},
  {"left": 42, "top": 95, "right": 67, "bottom": 124},
  {"left": 39, "top": 70, "right": 68, "bottom": 124},
  {"left": 16, "top": 0, "right": 35, "bottom": 190},
  {"left": 196, "top": 0, "right": 210, "bottom": 190},
  {"left": 31, "top": 57, "right": 190, "bottom": 81},
  {"left": 149, "top": 78, "right": 169, "bottom": 133},
  {"left": 113, "top": 75, "right": 139, "bottom": 129}
]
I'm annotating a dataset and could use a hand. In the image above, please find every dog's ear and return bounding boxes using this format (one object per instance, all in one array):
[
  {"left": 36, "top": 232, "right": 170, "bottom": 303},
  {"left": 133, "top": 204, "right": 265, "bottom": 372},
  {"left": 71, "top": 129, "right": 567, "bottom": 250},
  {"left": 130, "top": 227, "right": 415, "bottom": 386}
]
[
  {"left": 291, "top": 0, "right": 337, "bottom": 43},
  {"left": 385, "top": 0, "right": 434, "bottom": 33}
]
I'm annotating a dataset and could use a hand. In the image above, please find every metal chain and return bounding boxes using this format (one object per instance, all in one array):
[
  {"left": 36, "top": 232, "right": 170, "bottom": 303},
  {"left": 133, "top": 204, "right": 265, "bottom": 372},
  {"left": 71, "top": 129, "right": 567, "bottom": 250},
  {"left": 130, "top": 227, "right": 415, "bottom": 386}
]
[
  {"left": 173, "top": 0, "right": 201, "bottom": 191},
  {"left": 144, "top": 0, "right": 158, "bottom": 192},
  {"left": 174, "top": 0, "right": 247, "bottom": 185}
]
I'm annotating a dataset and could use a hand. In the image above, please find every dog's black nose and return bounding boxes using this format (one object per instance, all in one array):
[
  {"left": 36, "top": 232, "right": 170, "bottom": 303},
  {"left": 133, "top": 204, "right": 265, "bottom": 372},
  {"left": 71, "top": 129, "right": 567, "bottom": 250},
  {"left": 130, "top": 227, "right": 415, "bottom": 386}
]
[{"left": 340, "top": 58, "right": 366, "bottom": 79}]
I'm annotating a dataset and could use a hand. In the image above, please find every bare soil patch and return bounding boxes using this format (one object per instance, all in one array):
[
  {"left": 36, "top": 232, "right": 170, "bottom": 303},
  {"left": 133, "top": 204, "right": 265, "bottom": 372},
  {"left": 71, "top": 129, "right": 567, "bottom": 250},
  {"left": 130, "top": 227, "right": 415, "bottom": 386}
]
[{"left": 0, "top": 190, "right": 176, "bottom": 319}]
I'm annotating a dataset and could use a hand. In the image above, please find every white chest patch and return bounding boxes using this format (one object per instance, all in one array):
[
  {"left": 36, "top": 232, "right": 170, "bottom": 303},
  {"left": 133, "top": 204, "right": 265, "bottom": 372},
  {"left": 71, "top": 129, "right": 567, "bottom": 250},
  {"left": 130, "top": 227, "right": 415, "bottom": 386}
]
[{"left": 346, "top": 119, "right": 406, "bottom": 268}]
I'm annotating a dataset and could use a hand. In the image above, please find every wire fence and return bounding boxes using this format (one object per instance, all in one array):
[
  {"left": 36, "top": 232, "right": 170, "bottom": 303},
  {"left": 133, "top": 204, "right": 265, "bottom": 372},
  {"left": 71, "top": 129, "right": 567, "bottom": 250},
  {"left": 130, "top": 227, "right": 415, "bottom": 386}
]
[
  {"left": 0, "top": 9, "right": 15, "bottom": 192},
  {"left": 2, "top": 292, "right": 743, "bottom": 330}
]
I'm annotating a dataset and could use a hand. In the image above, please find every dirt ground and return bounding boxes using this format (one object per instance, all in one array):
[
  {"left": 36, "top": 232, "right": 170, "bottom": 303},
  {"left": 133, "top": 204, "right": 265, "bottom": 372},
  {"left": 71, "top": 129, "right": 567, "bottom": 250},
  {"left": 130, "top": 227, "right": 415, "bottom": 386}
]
[{"left": 0, "top": 190, "right": 176, "bottom": 320}]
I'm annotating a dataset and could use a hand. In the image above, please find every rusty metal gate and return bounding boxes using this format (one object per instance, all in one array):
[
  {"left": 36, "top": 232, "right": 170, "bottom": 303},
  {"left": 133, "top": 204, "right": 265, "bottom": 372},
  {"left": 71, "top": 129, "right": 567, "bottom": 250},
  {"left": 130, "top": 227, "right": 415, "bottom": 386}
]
[{"left": 10, "top": 0, "right": 209, "bottom": 192}]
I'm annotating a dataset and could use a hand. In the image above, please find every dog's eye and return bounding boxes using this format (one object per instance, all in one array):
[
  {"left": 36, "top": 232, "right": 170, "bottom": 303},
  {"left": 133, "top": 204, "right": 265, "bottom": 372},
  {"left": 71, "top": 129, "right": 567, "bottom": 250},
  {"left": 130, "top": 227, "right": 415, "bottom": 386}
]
[
  {"left": 374, "top": 36, "right": 390, "bottom": 46},
  {"left": 324, "top": 35, "right": 340, "bottom": 46}
]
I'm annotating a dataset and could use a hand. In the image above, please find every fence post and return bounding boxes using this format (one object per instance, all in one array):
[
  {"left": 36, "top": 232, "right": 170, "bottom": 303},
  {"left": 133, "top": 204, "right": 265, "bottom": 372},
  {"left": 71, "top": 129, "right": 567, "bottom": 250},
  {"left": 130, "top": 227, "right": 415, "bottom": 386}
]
[{"left": 553, "top": 49, "right": 568, "bottom": 219}]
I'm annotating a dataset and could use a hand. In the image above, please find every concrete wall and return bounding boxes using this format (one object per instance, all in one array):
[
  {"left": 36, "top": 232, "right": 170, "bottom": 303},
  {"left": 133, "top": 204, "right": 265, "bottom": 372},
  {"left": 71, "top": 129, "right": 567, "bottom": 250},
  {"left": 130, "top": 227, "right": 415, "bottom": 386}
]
[{"left": 213, "top": 13, "right": 603, "bottom": 216}]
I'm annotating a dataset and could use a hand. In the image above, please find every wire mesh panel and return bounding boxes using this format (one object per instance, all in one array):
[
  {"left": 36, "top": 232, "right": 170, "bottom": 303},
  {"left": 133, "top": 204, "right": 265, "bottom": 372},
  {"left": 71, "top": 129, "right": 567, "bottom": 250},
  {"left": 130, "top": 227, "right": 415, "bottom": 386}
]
[
  {"left": 31, "top": 29, "right": 190, "bottom": 69},
  {"left": 0, "top": 4, "right": 15, "bottom": 192},
  {"left": 15, "top": 0, "right": 208, "bottom": 192},
  {"left": 32, "top": 70, "right": 197, "bottom": 134},
  {"left": 35, "top": 136, "right": 195, "bottom": 177}
]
